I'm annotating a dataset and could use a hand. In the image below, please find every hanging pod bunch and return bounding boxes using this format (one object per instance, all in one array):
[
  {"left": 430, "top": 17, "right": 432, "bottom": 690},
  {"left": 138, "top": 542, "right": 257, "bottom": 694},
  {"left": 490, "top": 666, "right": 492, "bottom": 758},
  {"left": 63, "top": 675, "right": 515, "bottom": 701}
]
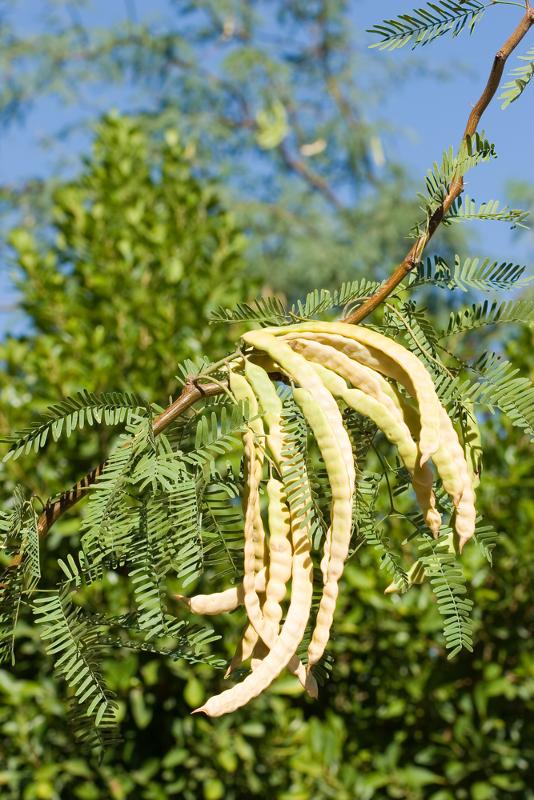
[{"left": 178, "top": 321, "right": 477, "bottom": 717}]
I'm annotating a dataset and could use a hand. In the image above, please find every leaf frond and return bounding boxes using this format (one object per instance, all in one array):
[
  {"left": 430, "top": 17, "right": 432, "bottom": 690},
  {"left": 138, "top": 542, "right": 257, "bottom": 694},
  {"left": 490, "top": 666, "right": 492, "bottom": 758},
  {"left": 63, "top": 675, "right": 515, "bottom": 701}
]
[
  {"left": 1, "top": 390, "right": 144, "bottom": 461},
  {"left": 367, "top": 1, "right": 485, "bottom": 52}
]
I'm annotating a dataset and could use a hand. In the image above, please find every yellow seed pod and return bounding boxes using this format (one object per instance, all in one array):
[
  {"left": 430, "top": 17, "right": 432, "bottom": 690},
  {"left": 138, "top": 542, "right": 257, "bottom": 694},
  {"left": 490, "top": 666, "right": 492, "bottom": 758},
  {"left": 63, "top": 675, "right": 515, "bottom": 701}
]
[
  {"left": 292, "top": 387, "right": 354, "bottom": 668},
  {"left": 289, "top": 336, "right": 404, "bottom": 423},
  {"left": 263, "top": 477, "right": 293, "bottom": 637},
  {"left": 244, "top": 360, "right": 318, "bottom": 697},
  {"left": 393, "top": 389, "right": 476, "bottom": 551},
  {"left": 228, "top": 371, "right": 267, "bottom": 667},
  {"left": 175, "top": 567, "right": 267, "bottom": 615},
  {"left": 193, "top": 450, "right": 316, "bottom": 716},
  {"left": 312, "top": 363, "right": 441, "bottom": 536},
  {"left": 242, "top": 330, "right": 355, "bottom": 586},
  {"left": 265, "top": 321, "right": 443, "bottom": 465}
]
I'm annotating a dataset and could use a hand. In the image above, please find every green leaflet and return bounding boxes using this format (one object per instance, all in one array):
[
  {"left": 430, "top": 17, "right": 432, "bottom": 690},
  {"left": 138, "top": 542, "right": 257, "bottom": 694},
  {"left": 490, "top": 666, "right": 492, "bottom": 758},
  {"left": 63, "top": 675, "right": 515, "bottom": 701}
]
[
  {"left": 500, "top": 46, "right": 534, "bottom": 109},
  {"left": 210, "top": 279, "right": 381, "bottom": 325},
  {"left": 166, "top": 477, "right": 203, "bottom": 586},
  {"left": 209, "top": 295, "right": 288, "bottom": 326},
  {"left": 0, "top": 566, "right": 23, "bottom": 666},
  {"left": 418, "top": 534, "right": 474, "bottom": 659},
  {"left": 32, "top": 586, "right": 119, "bottom": 749},
  {"left": 474, "top": 520, "right": 499, "bottom": 566},
  {"left": 412, "top": 255, "right": 532, "bottom": 292},
  {"left": 130, "top": 499, "right": 169, "bottom": 638},
  {"left": 356, "top": 471, "right": 409, "bottom": 593},
  {"left": 367, "top": 1, "right": 485, "bottom": 52},
  {"left": 467, "top": 354, "right": 534, "bottom": 441},
  {"left": 419, "top": 135, "right": 496, "bottom": 216},
  {"left": 184, "top": 401, "right": 249, "bottom": 468},
  {"left": 279, "top": 397, "right": 315, "bottom": 532},
  {"left": 444, "top": 299, "right": 534, "bottom": 337},
  {"left": 1, "top": 390, "right": 144, "bottom": 461},
  {"left": 200, "top": 471, "right": 244, "bottom": 579},
  {"left": 444, "top": 195, "right": 529, "bottom": 228},
  {"left": 81, "top": 430, "right": 140, "bottom": 568}
]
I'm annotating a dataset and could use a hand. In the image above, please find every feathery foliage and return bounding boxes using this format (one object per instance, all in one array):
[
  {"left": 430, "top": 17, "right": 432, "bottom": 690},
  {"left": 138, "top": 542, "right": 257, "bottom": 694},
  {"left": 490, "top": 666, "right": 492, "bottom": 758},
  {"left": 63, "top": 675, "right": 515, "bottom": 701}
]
[
  {"left": 209, "top": 279, "right": 381, "bottom": 326},
  {"left": 367, "top": 1, "right": 485, "bottom": 51},
  {"left": 444, "top": 195, "right": 530, "bottom": 228},
  {"left": 420, "top": 135, "right": 496, "bottom": 216},
  {"left": 444, "top": 299, "right": 534, "bottom": 337},
  {"left": 418, "top": 534, "right": 474, "bottom": 659},
  {"left": 356, "top": 471, "right": 409, "bottom": 593},
  {"left": 412, "top": 255, "right": 532, "bottom": 292},
  {"left": 500, "top": 46, "right": 534, "bottom": 108},
  {"left": 32, "top": 586, "right": 119, "bottom": 746},
  {"left": 1, "top": 391, "right": 143, "bottom": 462}
]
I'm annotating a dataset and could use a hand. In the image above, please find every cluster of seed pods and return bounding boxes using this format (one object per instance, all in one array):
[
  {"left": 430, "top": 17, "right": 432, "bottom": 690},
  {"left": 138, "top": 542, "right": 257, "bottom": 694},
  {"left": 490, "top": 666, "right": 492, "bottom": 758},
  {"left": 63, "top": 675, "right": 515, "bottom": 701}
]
[{"left": 178, "top": 321, "right": 477, "bottom": 717}]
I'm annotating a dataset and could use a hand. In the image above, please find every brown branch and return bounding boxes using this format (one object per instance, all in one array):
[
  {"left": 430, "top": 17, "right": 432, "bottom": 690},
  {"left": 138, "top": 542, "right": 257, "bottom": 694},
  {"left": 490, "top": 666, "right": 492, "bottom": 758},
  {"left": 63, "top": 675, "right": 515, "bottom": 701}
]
[{"left": 343, "top": 7, "right": 534, "bottom": 325}]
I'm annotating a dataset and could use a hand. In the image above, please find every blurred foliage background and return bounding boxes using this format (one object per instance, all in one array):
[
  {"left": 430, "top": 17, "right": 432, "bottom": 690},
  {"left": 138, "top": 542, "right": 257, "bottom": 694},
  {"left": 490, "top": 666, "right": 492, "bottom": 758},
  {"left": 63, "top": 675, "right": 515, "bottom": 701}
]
[{"left": 0, "top": 1, "right": 533, "bottom": 798}]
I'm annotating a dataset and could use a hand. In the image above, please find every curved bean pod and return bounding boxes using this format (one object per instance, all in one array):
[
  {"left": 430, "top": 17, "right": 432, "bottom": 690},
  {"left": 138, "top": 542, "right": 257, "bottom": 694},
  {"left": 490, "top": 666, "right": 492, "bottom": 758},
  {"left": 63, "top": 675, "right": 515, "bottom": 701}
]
[
  {"left": 289, "top": 337, "right": 404, "bottom": 423},
  {"left": 393, "top": 390, "right": 475, "bottom": 550},
  {"left": 262, "top": 477, "right": 292, "bottom": 638},
  {"left": 292, "top": 387, "right": 354, "bottom": 668},
  {"left": 242, "top": 331, "right": 354, "bottom": 667},
  {"left": 267, "top": 322, "right": 443, "bottom": 465},
  {"left": 313, "top": 363, "right": 441, "bottom": 536},
  {"left": 175, "top": 567, "right": 267, "bottom": 615},
  {"left": 244, "top": 360, "right": 318, "bottom": 697},
  {"left": 193, "top": 457, "right": 315, "bottom": 716}
]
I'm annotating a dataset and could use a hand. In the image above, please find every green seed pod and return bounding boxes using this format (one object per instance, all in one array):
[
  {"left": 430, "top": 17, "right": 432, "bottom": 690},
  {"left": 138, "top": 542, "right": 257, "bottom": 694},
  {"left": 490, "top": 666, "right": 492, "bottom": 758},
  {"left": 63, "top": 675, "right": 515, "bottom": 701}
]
[{"left": 384, "top": 559, "right": 426, "bottom": 595}]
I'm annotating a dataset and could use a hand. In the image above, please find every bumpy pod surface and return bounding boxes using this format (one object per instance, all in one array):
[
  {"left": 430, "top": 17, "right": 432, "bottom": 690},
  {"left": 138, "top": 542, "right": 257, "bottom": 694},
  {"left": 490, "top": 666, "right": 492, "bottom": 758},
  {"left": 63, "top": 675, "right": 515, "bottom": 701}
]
[
  {"left": 242, "top": 331, "right": 354, "bottom": 667},
  {"left": 269, "top": 322, "right": 443, "bottom": 465},
  {"left": 289, "top": 337, "right": 404, "bottom": 423},
  {"left": 242, "top": 331, "right": 355, "bottom": 546},
  {"left": 244, "top": 360, "right": 318, "bottom": 696},
  {"left": 395, "top": 390, "right": 475, "bottom": 550},
  {"left": 228, "top": 371, "right": 267, "bottom": 669},
  {"left": 194, "top": 446, "right": 315, "bottom": 716},
  {"left": 242, "top": 331, "right": 353, "bottom": 491},
  {"left": 176, "top": 567, "right": 267, "bottom": 615},
  {"left": 263, "top": 477, "right": 293, "bottom": 638},
  {"left": 438, "top": 409, "right": 476, "bottom": 551},
  {"left": 312, "top": 363, "right": 441, "bottom": 536},
  {"left": 292, "top": 387, "right": 354, "bottom": 667}
]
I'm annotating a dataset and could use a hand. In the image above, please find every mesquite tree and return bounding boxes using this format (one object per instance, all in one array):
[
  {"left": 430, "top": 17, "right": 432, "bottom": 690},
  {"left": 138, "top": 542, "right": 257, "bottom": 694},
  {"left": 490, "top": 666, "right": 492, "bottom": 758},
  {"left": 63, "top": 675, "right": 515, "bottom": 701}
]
[{"left": 1, "top": 0, "right": 534, "bottom": 752}]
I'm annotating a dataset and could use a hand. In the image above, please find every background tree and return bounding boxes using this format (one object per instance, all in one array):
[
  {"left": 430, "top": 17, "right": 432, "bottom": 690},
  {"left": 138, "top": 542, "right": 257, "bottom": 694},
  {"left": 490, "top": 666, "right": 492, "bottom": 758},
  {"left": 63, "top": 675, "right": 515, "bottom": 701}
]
[{"left": 0, "top": 0, "right": 467, "bottom": 297}]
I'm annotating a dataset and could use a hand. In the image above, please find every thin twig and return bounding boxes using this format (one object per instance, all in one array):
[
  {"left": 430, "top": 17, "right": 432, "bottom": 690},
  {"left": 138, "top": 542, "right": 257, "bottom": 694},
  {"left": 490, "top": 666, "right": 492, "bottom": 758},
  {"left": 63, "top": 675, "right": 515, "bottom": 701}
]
[{"left": 343, "top": 7, "right": 534, "bottom": 325}]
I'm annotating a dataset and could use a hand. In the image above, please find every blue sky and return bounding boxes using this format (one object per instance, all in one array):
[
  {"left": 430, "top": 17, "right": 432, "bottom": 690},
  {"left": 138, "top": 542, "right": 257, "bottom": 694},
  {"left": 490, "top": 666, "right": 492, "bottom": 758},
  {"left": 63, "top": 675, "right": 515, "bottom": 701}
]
[{"left": 1, "top": 0, "right": 532, "bottom": 337}]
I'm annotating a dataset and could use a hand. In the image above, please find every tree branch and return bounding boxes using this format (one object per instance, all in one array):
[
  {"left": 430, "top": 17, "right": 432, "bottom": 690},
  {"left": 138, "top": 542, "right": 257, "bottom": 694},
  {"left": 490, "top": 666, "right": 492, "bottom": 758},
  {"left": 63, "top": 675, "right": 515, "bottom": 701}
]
[{"left": 343, "top": 7, "right": 534, "bottom": 325}]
